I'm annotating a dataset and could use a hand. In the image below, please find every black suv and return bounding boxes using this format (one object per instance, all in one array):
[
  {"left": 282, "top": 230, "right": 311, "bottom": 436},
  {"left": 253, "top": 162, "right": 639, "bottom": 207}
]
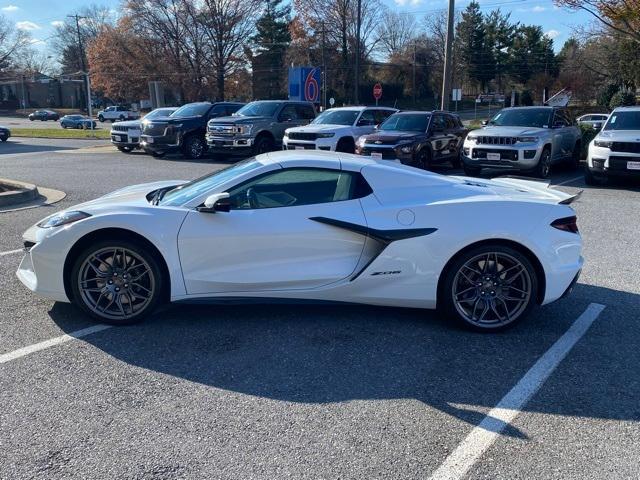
[
  {"left": 140, "top": 102, "right": 244, "bottom": 159},
  {"left": 355, "top": 111, "right": 467, "bottom": 169}
]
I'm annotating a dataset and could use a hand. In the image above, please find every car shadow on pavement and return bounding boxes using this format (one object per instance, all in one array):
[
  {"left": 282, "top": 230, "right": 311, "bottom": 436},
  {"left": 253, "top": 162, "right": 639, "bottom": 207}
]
[
  {"left": 47, "top": 283, "right": 640, "bottom": 437},
  {"left": 0, "top": 142, "right": 77, "bottom": 155}
]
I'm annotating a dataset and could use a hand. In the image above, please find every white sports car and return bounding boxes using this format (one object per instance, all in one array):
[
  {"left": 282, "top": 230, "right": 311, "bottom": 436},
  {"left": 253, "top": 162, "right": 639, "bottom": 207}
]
[{"left": 17, "top": 151, "right": 583, "bottom": 331}]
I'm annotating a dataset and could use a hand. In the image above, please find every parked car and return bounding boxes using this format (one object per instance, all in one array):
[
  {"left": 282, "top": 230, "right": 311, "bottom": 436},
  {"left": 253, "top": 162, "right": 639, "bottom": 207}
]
[
  {"left": 28, "top": 109, "right": 60, "bottom": 121},
  {"left": 97, "top": 106, "right": 140, "bottom": 123},
  {"left": 355, "top": 111, "right": 466, "bottom": 169},
  {"left": 140, "top": 102, "right": 244, "bottom": 159},
  {"left": 0, "top": 125, "right": 10, "bottom": 142},
  {"left": 207, "top": 100, "right": 316, "bottom": 155},
  {"left": 462, "top": 106, "right": 582, "bottom": 178},
  {"left": 282, "top": 106, "right": 397, "bottom": 153},
  {"left": 60, "top": 115, "right": 97, "bottom": 129},
  {"left": 585, "top": 106, "right": 640, "bottom": 184},
  {"left": 111, "top": 107, "right": 178, "bottom": 153},
  {"left": 577, "top": 113, "right": 609, "bottom": 131},
  {"left": 17, "top": 150, "right": 582, "bottom": 331}
]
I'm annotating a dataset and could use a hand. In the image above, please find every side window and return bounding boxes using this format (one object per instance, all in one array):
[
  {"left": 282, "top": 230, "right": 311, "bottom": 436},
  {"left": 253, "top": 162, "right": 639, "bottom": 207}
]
[
  {"left": 555, "top": 111, "right": 570, "bottom": 127},
  {"left": 357, "top": 110, "right": 376, "bottom": 126},
  {"left": 209, "top": 104, "right": 227, "bottom": 118},
  {"left": 431, "top": 115, "right": 446, "bottom": 131},
  {"left": 374, "top": 109, "right": 394, "bottom": 125},
  {"left": 279, "top": 104, "right": 298, "bottom": 122},
  {"left": 226, "top": 168, "right": 364, "bottom": 210},
  {"left": 296, "top": 104, "right": 316, "bottom": 120},
  {"left": 445, "top": 115, "right": 457, "bottom": 129},
  {"left": 226, "top": 104, "right": 242, "bottom": 116}
]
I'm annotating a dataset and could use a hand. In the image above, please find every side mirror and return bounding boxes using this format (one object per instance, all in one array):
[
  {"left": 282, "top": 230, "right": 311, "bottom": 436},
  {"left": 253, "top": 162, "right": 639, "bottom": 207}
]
[
  {"left": 481, "top": 120, "right": 488, "bottom": 126},
  {"left": 199, "top": 192, "right": 230, "bottom": 213}
]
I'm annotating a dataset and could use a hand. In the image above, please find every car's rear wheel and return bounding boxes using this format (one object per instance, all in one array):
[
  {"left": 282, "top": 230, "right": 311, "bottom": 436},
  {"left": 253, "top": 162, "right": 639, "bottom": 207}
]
[
  {"left": 441, "top": 245, "right": 538, "bottom": 331},
  {"left": 70, "top": 240, "right": 164, "bottom": 325}
]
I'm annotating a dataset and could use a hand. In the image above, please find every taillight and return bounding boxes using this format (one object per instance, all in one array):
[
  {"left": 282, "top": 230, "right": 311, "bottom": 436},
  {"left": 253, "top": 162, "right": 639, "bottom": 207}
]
[{"left": 551, "top": 216, "right": 579, "bottom": 233}]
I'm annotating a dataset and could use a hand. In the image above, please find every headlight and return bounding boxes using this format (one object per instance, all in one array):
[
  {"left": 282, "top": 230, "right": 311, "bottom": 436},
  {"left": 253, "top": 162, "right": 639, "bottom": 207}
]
[
  {"left": 466, "top": 134, "right": 478, "bottom": 142},
  {"left": 356, "top": 136, "right": 367, "bottom": 148},
  {"left": 594, "top": 139, "right": 612, "bottom": 148},
  {"left": 238, "top": 124, "right": 253, "bottom": 135},
  {"left": 165, "top": 124, "right": 182, "bottom": 135},
  {"left": 517, "top": 136, "right": 539, "bottom": 143},
  {"left": 317, "top": 132, "right": 335, "bottom": 138},
  {"left": 398, "top": 143, "right": 414, "bottom": 154},
  {"left": 37, "top": 211, "right": 91, "bottom": 229}
]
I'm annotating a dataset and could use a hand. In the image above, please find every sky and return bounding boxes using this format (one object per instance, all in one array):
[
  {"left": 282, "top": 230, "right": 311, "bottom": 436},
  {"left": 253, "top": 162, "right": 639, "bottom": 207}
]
[{"left": 1, "top": 0, "right": 592, "bottom": 54}]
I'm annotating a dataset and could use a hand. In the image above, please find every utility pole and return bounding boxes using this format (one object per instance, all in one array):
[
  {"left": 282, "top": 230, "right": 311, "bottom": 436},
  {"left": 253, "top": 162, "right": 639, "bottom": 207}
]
[
  {"left": 321, "top": 22, "right": 327, "bottom": 111},
  {"left": 68, "top": 14, "right": 90, "bottom": 115},
  {"left": 354, "top": 0, "right": 361, "bottom": 104},
  {"left": 412, "top": 41, "right": 417, "bottom": 107},
  {"left": 441, "top": 0, "right": 455, "bottom": 111}
]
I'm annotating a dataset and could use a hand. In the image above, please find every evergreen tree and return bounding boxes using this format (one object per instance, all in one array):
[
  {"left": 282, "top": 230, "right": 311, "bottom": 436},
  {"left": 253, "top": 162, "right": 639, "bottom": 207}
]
[{"left": 456, "top": 2, "right": 493, "bottom": 92}]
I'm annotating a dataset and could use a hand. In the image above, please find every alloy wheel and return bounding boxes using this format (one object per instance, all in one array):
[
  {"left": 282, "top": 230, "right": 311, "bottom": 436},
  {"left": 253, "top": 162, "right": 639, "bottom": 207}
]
[
  {"left": 451, "top": 251, "right": 532, "bottom": 328},
  {"left": 77, "top": 247, "right": 155, "bottom": 321}
]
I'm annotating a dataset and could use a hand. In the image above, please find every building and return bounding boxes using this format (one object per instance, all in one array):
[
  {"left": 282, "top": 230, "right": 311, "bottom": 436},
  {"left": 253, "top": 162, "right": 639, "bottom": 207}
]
[{"left": 0, "top": 72, "right": 86, "bottom": 110}]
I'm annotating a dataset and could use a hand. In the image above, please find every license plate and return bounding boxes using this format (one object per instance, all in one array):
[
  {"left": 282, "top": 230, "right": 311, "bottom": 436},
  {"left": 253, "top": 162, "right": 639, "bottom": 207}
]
[
  {"left": 370, "top": 152, "right": 383, "bottom": 159},
  {"left": 146, "top": 137, "right": 154, "bottom": 144},
  {"left": 295, "top": 146, "right": 304, "bottom": 150},
  {"left": 487, "top": 153, "right": 501, "bottom": 160},
  {"left": 627, "top": 161, "right": 640, "bottom": 170}
]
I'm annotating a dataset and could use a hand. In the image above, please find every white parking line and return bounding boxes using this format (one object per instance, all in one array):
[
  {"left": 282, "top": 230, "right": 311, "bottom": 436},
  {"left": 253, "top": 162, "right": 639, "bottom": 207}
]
[
  {"left": 428, "top": 302, "right": 606, "bottom": 480},
  {"left": 0, "top": 324, "right": 113, "bottom": 364},
  {"left": 0, "top": 249, "right": 22, "bottom": 257},
  {"left": 553, "top": 175, "right": 583, "bottom": 187}
]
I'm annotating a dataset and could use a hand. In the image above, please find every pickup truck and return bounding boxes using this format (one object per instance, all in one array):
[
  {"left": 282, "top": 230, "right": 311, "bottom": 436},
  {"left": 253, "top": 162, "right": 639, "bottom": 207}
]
[{"left": 97, "top": 106, "right": 140, "bottom": 123}]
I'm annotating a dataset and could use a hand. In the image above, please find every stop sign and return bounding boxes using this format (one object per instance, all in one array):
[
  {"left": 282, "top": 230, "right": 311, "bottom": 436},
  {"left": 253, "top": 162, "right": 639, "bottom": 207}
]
[{"left": 373, "top": 83, "right": 382, "bottom": 100}]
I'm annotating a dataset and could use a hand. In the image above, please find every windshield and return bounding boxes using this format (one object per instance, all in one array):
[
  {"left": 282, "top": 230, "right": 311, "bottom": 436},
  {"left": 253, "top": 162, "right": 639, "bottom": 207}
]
[
  {"left": 172, "top": 103, "right": 211, "bottom": 118},
  {"left": 235, "top": 102, "right": 281, "bottom": 117},
  {"left": 144, "top": 108, "right": 176, "bottom": 120},
  {"left": 488, "top": 108, "right": 552, "bottom": 128},
  {"left": 380, "top": 114, "right": 430, "bottom": 132},
  {"left": 312, "top": 110, "right": 359, "bottom": 126},
  {"left": 159, "top": 158, "right": 264, "bottom": 206},
  {"left": 603, "top": 111, "right": 640, "bottom": 131}
]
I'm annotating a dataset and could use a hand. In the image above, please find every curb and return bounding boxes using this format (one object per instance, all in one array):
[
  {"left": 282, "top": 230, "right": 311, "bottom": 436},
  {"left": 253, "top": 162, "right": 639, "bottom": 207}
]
[{"left": 0, "top": 178, "right": 39, "bottom": 207}]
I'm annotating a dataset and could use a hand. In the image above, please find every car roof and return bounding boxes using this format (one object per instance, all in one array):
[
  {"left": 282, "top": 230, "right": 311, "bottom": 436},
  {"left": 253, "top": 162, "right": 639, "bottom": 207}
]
[{"left": 612, "top": 105, "right": 640, "bottom": 112}]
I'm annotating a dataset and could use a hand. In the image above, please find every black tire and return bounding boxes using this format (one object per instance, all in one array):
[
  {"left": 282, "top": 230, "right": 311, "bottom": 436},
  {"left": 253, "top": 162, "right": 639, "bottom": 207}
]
[
  {"left": 463, "top": 164, "right": 481, "bottom": 177},
  {"left": 450, "top": 154, "right": 461, "bottom": 169},
  {"left": 440, "top": 244, "right": 538, "bottom": 332},
  {"left": 98, "top": 115, "right": 104, "bottom": 122},
  {"left": 571, "top": 141, "right": 581, "bottom": 169},
  {"left": 69, "top": 239, "right": 164, "bottom": 325},
  {"left": 0, "top": 137, "right": 7, "bottom": 142},
  {"left": 118, "top": 146, "right": 134, "bottom": 153},
  {"left": 150, "top": 151, "right": 166, "bottom": 158},
  {"left": 336, "top": 137, "right": 355, "bottom": 153},
  {"left": 418, "top": 149, "right": 432, "bottom": 170},
  {"left": 29, "top": 117, "right": 34, "bottom": 121},
  {"left": 584, "top": 165, "right": 603, "bottom": 186},
  {"left": 254, "top": 135, "right": 274, "bottom": 155},
  {"left": 533, "top": 147, "right": 552, "bottom": 178},
  {"left": 76, "top": 124, "right": 82, "bottom": 129},
  {"left": 183, "top": 135, "right": 207, "bottom": 159},
  {"left": 62, "top": 124, "right": 67, "bottom": 129}
]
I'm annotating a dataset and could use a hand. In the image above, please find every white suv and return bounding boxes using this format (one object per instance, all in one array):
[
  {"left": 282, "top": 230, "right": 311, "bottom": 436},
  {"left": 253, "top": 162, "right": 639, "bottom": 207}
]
[
  {"left": 586, "top": 106, "right": 640, "bottom": 184},
  {"left": 283, "top": 106, "right": 397, "bottom": 153}
]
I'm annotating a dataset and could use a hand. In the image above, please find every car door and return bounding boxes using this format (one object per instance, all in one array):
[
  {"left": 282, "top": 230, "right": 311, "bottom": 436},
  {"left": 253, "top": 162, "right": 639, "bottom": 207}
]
[
  {"left": 177, "top": 167, "right": 368, "bottom": 295},
  {"left": 556, "top": 109, "right": 575, "bottom": 159},
  {"left": 428, "top": 114, "right": 449, "bottom": 161},
  {"left": 353, "top": 109, "right": 377, "bottom": 137},
  {"left": 272, "top": 104, "right": 299, "bottom": 141}
]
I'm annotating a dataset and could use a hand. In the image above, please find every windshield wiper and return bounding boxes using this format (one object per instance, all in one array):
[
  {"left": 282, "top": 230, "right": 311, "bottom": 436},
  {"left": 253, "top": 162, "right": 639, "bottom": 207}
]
[{"left": 151, "top": 186, "right": 175, "bottom": 206}]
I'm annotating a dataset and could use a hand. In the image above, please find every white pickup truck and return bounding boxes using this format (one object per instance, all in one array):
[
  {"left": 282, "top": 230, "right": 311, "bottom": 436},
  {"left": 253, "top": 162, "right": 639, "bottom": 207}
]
[{"left": 97, "top": 106, "right": 140, "bottom": 123}]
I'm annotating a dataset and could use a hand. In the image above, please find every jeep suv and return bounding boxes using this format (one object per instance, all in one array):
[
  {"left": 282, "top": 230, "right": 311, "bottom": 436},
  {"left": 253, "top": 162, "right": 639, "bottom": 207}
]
[
  {"left": 140, "top": 102, "right": 244, "bottom": 159},
  {"left": 207, "top": 100, "right": 316, "bottom": 155},
  {"left": 586, "top": 106, "right": 640, "bottom": 184},
  {"left": 355, "top": 111, "right": 466, "bottom": 169},
  {"left": 462, "top": 106, "right": 582, "bottom": 178}
]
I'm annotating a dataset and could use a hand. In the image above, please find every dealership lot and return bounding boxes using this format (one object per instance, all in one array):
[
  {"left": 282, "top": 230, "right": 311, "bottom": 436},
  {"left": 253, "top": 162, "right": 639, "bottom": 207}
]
[{"left": 1, "top": 139, "right": 639, "bottom": 479}]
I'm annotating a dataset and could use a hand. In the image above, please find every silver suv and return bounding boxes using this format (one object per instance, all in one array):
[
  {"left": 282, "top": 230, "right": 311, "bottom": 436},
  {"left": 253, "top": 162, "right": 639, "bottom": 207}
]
[{"left": 462, "top": 106, "right": 582, "bottom": 178}]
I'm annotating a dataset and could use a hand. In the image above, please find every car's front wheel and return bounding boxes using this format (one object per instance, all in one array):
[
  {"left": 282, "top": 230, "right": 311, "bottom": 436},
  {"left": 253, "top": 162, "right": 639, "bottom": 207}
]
[
  {"left": 183, "top": 135, "right": 206, "bottom": 159},
  {"left": 441, "top": 244, "right": 538, "bottom": 331},
  {"left": 533, "top": 147, "right": 552, "bottom": 178},
  {"left": 70, "top": 240, "right": 164, "bottom": 325},
  {"left": 98, "top": 115, "right": 104, "bottom": 122},
  {"left": 118, "top": 146, "right": 134, "bottom": 153}
]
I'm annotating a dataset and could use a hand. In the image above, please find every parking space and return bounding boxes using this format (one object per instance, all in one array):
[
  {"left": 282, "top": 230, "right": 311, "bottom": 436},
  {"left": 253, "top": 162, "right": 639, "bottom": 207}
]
[{"left": 1, "top": 140, "right": 639, "bottom": 479}]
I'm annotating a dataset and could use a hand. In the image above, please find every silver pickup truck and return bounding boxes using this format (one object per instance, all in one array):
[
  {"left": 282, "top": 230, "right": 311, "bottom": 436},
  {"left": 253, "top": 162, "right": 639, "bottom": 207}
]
[{"left": 462, "top": 106, "right": 582, "bottom": 178}]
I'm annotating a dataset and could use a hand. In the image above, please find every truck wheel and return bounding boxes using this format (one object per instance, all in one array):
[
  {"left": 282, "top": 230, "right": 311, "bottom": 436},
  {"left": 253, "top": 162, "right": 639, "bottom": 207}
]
[
  {"left": 336, "top": 137, "right": 355, "bottom": 153},
  {"left": 184, "top": 135, "right": 206, "bottom": 159},
  {"left": 533, "top": 147, "right": 552, "bottom": 179},
  {"left": 254, "top": 136, "right": 273, "bottom": 155},
  {"left": 98, "top": 115, "right": 104, "bottom": 122}
]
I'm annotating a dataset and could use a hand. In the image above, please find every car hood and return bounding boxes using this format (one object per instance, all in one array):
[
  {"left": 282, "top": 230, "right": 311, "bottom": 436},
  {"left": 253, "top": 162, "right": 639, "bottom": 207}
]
[
  {"left": 73, "top": 180, "right": 188, "bottom": 212},
  {"left": 363, "top": 131, "right": 421, "bottom": 142},
  {"left": 471, "top": 126, "right": 547, "bottom": 136},
  {"left": 450, "top": 175, "right": 577, "bottom": 204},
  {"left": 112, "top": 119, "right": 141, "bottom": 128},
  {"left": 287, "top": 124, "right": 351, "bottom": 133},
  {"left": 0, "top": 125, "right": 9, "bottom": 129},
  {"left": 595, "top": 130, "right": 640, "bottom": 142},
  {"left": 210, "top": 115, "right": 272, "bottom": 125}
]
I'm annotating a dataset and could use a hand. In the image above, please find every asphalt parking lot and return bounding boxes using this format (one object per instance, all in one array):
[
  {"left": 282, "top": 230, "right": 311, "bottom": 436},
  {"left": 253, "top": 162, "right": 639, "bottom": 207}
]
[{"left": 1, "top": 138, "right": 639, "bottom": 479}]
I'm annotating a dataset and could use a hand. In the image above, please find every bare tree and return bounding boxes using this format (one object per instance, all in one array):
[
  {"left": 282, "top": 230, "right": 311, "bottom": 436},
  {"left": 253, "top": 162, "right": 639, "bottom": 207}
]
[
  {"left": 0, "top": 15, "right": 31, "bottom": 71},
  {"left": 376, "top": 10, "right": 417, "bottom": 58}
]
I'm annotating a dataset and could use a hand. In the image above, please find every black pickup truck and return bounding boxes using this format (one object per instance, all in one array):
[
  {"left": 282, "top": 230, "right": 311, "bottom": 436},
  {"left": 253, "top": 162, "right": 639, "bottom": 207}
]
[{"left": 140, "top": 102, "right": 244, "bottom": 159}]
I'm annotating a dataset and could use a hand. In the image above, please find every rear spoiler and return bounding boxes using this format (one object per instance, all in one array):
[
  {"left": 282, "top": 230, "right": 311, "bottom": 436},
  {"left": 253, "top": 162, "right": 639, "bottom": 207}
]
[{"left": 494, "top": 175, "right": 583, "bottom": 205}]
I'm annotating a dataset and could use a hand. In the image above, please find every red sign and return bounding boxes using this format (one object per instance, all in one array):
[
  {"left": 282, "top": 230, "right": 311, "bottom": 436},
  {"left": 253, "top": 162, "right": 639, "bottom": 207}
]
[{"left": 373, "top": 83, "right": 382, "bottom": 100}]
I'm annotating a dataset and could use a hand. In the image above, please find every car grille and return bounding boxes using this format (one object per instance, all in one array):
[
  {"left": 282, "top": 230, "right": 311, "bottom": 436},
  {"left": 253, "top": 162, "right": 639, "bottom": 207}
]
[
  {"left": 361, "top": 147, "right": 397, "bottom": 159},
  {"left": 609, "top": 156, "right": 640, "bottom": 171},
  {"left": 472, "top": 148, "right": 519, "bottom": 161},
  {"left": 365, "top": 138, "right": 397, "bottom": 146},
  {"left": 476, "top": 136, "right": 517, "bottom": 145},
  {"left": 288, "top": 132, "right": 318, "bottom": 141},
  {"left": 611, "top": 142, "right": 640, "bottom": 154},
  {"left": 142, "top": 124, "right": 167, "bottom": 136},
  {"left": 112, "top": 125, "right": 137, "bottom": 132},
  {"left": 208, "top": 124, "right": 237, "bottom": 135},
  {"left": 285, "top": 143, "right": 316, "bottom": 150}
]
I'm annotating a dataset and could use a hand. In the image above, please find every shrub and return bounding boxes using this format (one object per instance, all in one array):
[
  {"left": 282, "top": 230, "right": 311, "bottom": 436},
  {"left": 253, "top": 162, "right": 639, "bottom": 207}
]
[
  {"left": 520, "top": 90, "right": 533, "bottom": 106},
  {"left": 609, "top": 91, "right": 636, "bottom": 109},
  {"left": 597, "top": 84, "right": 619, "bottom": 108}
]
